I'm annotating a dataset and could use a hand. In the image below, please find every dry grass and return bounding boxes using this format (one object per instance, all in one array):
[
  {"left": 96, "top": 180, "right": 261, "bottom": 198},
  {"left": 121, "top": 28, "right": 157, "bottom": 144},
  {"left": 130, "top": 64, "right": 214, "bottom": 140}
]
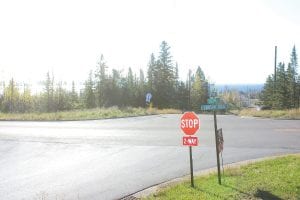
[
  {"left": 0, "top": 107, "right": 182, "bottom": 121},
  {"left": 238, "top": 108, "right": 300, "bottom": 119}
]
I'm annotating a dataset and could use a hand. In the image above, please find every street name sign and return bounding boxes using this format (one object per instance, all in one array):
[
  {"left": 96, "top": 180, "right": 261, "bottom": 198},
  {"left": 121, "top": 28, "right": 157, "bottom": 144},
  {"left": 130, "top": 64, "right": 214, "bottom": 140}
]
[
  {"left": 207, "top": 97, "right": 220, "bottom": 105},
  {"left": 201, "top": 104, "right": 227, "bottom": 111}
]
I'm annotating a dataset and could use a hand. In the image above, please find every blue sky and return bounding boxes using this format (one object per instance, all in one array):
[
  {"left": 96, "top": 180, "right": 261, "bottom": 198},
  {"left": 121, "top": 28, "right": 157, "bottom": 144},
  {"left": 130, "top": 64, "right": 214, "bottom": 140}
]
[{"left": 0, "top": 0, "right": 299, "bottom": 87}]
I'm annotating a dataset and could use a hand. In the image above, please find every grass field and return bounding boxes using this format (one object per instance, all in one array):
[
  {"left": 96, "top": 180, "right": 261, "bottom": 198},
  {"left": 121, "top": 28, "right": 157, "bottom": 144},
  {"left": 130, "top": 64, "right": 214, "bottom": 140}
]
[
  {"left": 0, "top": 107, "right": 181, "bottom": 121},
  {"left": 145, "top": 155, "right": 300, "bottom": 200},
  {"left": 236, "top": 108, "right": 300, "bottom": 119}
]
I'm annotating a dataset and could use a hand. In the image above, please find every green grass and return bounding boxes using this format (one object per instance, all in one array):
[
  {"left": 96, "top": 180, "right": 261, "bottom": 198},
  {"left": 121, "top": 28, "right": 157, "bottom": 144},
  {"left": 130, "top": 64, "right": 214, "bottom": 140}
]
[
  {"left": 237, "top": 108, "right": 300, "bottom": 119},
  {"left": 0, "top": 107, "right": 181, "bottom": 121},
  {"left": 145, "top": 155, "right": 300, "bottom": 200}
]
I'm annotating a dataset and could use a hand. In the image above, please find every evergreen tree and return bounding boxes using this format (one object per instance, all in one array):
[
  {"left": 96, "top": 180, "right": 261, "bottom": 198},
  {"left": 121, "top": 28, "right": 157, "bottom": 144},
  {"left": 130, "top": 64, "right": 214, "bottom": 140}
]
[
  {"left": 177, "top": 81, "right": 189, "bottom": 110},
  {"left": 2, "top": 78, "right": 19, "bottom": 112},
  {"left": 153, "top": 41, "right": 176, "bottom": 108},
  {"left": 273, "top": 62, "right": 287, "bottom": 109},
  {"left": 261, "top": 46, "right": 299, "bottom": 109},
  {"left": 44, "top": 72, "right": 54, "bottom": 112},
  {"left": 137, "top": 69, "right": 146, "bottom": 107},
  {"left": 54, "top": 81, "right": 71, "bottom": 111},
  {"left": 108, "top": 69, "right": 121, "bottom": 106},
  {"left": 84, "top": 71, "right": 96, "bottom": 108},
  {"left": 20, "top": 83, "right": 33, "bottom": 112},
  {"left": 190, "top": 66, "right": 209, "bottom": 111},
  {"left": 261, "top": 75, "right": 274, "bottom": 108},
  {"left": 128, "top": 67, "right": 137, "bottom": 106},
  {"left": 95, "top": 54, "right": 107, "bottom": 107},
  {"left": 286, "top": 63, "right": 294, "bottom": 108},
  {"left": 289, "top": 46, "right": 298, "bottom": 107},
  {"left": 71, "top": 81, "right": 79, "bottom": 108},
  {"left": 296, "top": 75, "right": 300, "bottom": 107},
  {"left": 147, "top": 53, "right": 156, "bottom": 92}
]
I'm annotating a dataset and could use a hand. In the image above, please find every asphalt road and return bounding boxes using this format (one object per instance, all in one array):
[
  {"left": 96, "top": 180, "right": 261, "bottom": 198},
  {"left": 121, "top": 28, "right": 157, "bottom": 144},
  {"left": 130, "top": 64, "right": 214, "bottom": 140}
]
[{"left": 0, "top": 114, "right": 299, "bottom": 200}]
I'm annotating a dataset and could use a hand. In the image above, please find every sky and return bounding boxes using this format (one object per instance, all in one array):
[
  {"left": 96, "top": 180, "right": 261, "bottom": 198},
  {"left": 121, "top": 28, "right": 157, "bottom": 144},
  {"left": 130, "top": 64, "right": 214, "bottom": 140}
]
[{"left": 0, "top": 0, "right": 300, "bottom": 89}]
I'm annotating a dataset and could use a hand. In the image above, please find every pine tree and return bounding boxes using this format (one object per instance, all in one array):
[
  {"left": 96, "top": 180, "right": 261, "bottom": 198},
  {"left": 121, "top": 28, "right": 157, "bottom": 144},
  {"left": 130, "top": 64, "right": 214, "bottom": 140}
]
[
  {"left": 84, "top": 71, "right": 96, "bottom": 108},
  {"left": 261, "top": 46, "right": 299, "bottom": 109},
  {"left": 190, "top": 66, "right": 209, "bottom": 111},
  {"left": 147, "top": 53, "right": 156, "bottom": 93},
  {"left": 137, "top": 69, "right": 146, "bottom": 107},
  {"left": 273, "top": 62, "right": 287, "bottom": 109},
  {"left": 290, "top": 46, "right": 298, "bottom": 108},
  {"left": 71, "top": 81, "right": 78, "bottom": 108},
  {"left": 296, "top": 75, "right": 300, "bottom": 107},
  {"left": 44, "top": 72, "right": 54, "bottom": 112},
  {"left": 286, "top": 63, "right": 294, "bottom": 108},
  {"left": 54, "top": 81, "right": 69, "bottom": 111},
  {"left": 122, "top": 67, "right": 135, "bottom": 106},
  {"left": 152, "top": 41, "right": 176, "bottom": 108},
  {"left": 109, "top": 69, "right": 121, "bottom": 106},
  {"left": 261, "top": 75, "right": 274, "bottom": 108},
  {"left": 177, "top": 81, "right": 189, "bottom": 110},
  {"left": 95, "top": 54, "right": 107, "bottom": 107},
  {"left": 2, "top": 78, "right": 20, "bottom": 112},
  {"left": 20, "top": 83, "right": 33, "bottom": 112}
]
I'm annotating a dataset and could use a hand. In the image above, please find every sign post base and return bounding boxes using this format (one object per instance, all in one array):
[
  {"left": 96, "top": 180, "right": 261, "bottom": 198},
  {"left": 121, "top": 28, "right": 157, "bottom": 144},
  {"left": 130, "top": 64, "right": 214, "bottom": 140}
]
[{"left": 189, "top": 146, "right": 194, "bottom": 188}]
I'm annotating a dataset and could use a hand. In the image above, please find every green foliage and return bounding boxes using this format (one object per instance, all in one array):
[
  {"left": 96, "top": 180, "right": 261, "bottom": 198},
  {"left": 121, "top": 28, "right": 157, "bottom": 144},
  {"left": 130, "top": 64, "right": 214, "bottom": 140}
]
[
  {"left": 220, "top": 89, "right": 241, "bottom": 109},
  {"left": 0, "top": 41, "right": 209, "bottom": 114},
  {"left": 2, "top": 79, "right": 20, "bottom": 112},
  {"left": 261, "top": 46, "right": 300, "bottom": 109},
  {"left": 151, "top": 41, "right": 177, "bottom": 108},
  {"left": 84, "top": 70, "right": 96, "bottom": 109},
  {"left": 95, "top": 54, "right": 108, "bottom": 107},
  {"left": 190, "top": 66, "right": 209, "bottom": 111}
]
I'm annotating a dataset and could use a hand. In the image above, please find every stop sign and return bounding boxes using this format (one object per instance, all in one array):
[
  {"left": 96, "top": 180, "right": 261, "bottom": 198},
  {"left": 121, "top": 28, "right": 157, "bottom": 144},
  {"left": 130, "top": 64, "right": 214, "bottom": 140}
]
[{"left": 180, "top": 112, "right": 200, "bottom": 135}]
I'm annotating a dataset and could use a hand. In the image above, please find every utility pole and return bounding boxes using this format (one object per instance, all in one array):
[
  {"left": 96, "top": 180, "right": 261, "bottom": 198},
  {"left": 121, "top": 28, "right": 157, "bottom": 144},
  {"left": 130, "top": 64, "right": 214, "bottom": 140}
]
[
  {"left": 274, "top": 46, "right": 277, "bottom": 92},
  {"left": 188, "top": 69, "right": 191, "bottom": 111}
]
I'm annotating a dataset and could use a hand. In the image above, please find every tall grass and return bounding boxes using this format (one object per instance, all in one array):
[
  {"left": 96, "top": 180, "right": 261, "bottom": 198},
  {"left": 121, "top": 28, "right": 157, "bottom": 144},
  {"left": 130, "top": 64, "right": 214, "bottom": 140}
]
[
  {"left": 239, "top": 108, "right": 300, "bottom": 119},
  {"left": 0, "top": 107, "right": 181, "bottom": 121}
]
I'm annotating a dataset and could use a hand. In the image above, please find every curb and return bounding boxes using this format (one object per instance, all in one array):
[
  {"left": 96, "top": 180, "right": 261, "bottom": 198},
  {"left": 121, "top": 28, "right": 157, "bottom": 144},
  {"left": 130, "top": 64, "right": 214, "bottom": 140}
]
[{"left": 122, "top": 153, "right": 300, "bottom": 199}]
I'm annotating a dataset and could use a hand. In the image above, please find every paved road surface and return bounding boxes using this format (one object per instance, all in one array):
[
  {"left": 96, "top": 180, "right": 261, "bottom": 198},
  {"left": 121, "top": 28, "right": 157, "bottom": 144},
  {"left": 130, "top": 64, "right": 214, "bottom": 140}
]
[{"left": 0, "top": 114, "right": 299, "bottom": 200}]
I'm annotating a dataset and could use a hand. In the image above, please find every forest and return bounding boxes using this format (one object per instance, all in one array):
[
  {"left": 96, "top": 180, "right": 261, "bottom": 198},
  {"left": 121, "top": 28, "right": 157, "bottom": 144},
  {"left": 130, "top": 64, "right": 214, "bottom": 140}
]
[
  {"left": 261, "top": 46, "right": 300, "bottom": 109},
  {"left": 0, "top": 41, "right": 209, "bottom": 113}
]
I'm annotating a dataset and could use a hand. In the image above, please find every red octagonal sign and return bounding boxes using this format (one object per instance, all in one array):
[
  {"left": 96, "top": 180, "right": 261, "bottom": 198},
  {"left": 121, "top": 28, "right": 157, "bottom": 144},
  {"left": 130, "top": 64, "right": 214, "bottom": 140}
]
[{"left": 180, "top": 112, "right": 200, "bottom": 135}]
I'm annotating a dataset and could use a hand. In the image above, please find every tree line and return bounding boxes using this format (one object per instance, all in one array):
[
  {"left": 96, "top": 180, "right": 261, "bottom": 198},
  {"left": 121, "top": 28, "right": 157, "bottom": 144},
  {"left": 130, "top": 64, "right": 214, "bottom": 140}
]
[
  {"left": 261, "top": 46, "right": 300, "bottom": 109},
  {"left": 0, "top": 41, "right": 209, "bottom": 113}
]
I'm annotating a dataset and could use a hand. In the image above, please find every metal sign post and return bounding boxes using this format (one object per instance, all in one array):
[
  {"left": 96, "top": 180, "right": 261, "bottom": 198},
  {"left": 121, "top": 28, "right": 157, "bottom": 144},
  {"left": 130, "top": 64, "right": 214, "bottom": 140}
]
[
  {"left": 189, "top": 146, "right": 194, "bottom": 188},
  {"left": 180, "top": 112, "right": 200, "bottom": 188},
  {"left": 201, "top": 91, "right": 225, "bottom": 185},
  {"left": 213, "top": 110, "right": 222, "bottom": 185}
]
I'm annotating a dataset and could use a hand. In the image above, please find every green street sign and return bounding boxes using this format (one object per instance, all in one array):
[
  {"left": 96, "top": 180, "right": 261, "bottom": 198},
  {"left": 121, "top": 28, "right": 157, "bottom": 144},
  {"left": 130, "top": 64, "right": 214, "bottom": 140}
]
[
  {"left": 207, "top": 97, "right": 220, "bottom": 105},
  {"left": 201, "top": 104, "right": 227, "bottom": 111}
]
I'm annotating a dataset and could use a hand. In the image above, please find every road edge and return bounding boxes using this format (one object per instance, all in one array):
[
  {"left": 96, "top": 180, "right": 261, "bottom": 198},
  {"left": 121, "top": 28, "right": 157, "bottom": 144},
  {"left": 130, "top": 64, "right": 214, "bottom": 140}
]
[{"left": 124, "top": 153, "right": 300, "bottom": 199}]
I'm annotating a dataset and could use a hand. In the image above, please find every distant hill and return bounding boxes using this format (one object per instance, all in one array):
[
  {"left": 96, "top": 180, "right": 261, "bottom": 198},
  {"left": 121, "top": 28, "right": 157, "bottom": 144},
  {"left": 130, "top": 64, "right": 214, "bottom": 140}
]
[{"left": 215, "top": 84, "right": 264, "bottom": 93}]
